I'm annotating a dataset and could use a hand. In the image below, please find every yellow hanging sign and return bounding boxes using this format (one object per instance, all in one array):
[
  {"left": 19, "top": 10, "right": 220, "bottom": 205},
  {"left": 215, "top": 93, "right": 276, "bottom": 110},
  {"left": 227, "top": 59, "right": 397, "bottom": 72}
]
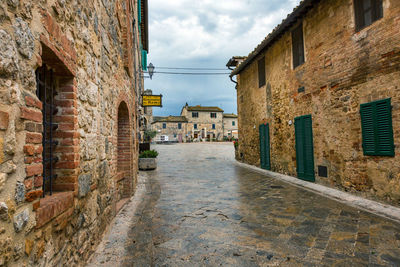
[{"left": 142, "top": 95, "right": 162, "bottom": 107}]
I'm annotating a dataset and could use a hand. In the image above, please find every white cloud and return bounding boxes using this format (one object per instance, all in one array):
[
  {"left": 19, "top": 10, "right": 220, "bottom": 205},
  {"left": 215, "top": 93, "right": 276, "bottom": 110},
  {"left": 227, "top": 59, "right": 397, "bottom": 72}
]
[{"left": 146, "top": 0, "right": 302, "bottom": 116}]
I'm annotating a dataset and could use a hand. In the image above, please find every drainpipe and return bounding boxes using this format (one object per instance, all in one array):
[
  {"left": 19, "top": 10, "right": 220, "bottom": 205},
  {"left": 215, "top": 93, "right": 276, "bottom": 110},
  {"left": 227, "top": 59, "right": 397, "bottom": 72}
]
[{"left": 227, "top": 66, "right": 238, "bottom": 89}]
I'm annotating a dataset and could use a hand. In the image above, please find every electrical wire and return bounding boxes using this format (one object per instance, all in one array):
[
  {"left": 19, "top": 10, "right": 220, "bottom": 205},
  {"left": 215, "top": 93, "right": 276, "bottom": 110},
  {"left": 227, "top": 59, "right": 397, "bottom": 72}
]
[
  {"left": 156, "top": 66, "right": 228, "bottom": 71},
  {"left": 152, "top": 71, "right": 230, "bottom": 75}
]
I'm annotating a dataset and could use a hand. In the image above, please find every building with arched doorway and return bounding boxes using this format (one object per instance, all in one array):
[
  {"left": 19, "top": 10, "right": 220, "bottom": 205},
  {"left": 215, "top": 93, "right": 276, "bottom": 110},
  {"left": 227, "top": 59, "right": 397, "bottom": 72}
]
[{"left": 0, "top": 0, "right": 149, "bottom": 265}]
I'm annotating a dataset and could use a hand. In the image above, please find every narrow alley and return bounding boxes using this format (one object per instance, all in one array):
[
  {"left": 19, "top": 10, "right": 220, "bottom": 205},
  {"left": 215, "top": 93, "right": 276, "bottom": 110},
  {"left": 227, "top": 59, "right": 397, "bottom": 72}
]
[{"left": 89, "top": 143, "right": 400, "bottom": 266}]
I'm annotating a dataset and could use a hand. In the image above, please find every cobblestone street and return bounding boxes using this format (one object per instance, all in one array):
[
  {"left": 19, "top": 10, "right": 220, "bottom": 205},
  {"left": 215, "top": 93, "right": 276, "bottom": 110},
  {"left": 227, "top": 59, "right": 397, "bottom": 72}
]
[{"left": 91, "top": 143, "right": 400, "bottom": 266}]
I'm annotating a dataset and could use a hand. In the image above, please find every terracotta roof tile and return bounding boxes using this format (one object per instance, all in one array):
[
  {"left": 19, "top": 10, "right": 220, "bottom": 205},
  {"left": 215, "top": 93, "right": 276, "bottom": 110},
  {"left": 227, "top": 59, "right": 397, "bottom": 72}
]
[
  {"left": 152, "top": 116, "right": 188, "bottom": 123},
  {"left": 187, "top": 105, "right": 224, "bottom": 112}
]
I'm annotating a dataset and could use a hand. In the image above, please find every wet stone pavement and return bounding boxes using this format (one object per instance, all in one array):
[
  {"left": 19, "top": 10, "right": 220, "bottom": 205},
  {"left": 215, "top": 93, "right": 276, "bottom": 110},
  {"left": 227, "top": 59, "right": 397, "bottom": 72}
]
[{"left": 122, "top": 143, "right": 400, "bottom": 266}]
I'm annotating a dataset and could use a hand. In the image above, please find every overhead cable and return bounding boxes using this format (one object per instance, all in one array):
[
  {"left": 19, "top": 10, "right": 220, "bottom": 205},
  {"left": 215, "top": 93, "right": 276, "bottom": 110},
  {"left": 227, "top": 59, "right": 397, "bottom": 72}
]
[
  {"left": 156, "top": 67, "right": 228, "bottom": 71},
  {"left": 152, "top": 71, "right": 230, "bottom": 75}
]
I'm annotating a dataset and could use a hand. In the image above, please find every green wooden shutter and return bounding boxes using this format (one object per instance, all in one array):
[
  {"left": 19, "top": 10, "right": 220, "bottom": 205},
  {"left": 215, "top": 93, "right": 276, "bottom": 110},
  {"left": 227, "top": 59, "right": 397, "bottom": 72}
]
[
  {"left": 259, "top": 124, "right": 271, "bottom": 170},
  {"left": 264, "top": 124, "right": 271, "bottom": 170},
  {"left": 376, "top": 99, "right": 394, "bottom": 155},
  {"left": 360, "top": 103, "right": 376, "bottom": 154},
  {"left": 303, "top": 116, "right": 315, "bottom": 180},
  {"left": 259, "top": 124, "right": 265, "bottom": 168},
  {"left": 361, "top": 98, "right": 394, "bottom": 156},
  {"left": 295, "top": 115, "right": 315, "bottom": 182},
  {"left": 295, "top": 117, "right": 305, "bottom": 178},
  {"left": 138, "top": 0, "right": 142, "bottom": 24},
  {"left": 141, "top": 49, "right": 147, "bottom": 71}
]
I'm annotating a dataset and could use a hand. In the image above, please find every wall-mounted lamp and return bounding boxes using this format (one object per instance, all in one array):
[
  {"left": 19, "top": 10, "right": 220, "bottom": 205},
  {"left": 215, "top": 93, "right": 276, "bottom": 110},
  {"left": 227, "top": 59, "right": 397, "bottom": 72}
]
[{"left": 147, "top": 63, "right": 155, "bottom": 79}]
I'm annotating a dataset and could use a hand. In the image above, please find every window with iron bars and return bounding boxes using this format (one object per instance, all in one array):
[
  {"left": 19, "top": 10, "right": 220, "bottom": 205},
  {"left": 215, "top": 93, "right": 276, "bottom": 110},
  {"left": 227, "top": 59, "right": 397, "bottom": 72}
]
[{"left": 36, "top": 65, "right": 58, "bottom": 196}]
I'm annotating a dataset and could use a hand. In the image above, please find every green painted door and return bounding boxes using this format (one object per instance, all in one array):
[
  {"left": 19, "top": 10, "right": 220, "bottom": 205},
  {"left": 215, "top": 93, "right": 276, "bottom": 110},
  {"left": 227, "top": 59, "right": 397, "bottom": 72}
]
[
  {"left": 259, "top": 123, "right": 271, "bottom": 170},
  {"left": 295, "top": 115, "right": 315, "bottom": 181}
]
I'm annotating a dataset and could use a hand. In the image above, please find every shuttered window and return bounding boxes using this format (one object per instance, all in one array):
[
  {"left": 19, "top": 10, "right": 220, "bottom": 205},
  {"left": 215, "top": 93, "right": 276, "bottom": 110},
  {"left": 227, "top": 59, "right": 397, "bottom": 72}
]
[
  {"left": 138, "top": 0, "right": 142, "bottom": 24},
  {"left": 292, "top": 23, "right": 305, "bottom": 68},
  {"left": 360, "top": 98, "right": 394, "bottom": 156},
  {"left": 258, "top": 57, "right": 265, "bottom": 88},
  {"left": 354, "top": 0, "right": 383, "bottom": 31},
  {"left": 141, "top": 49, "right": 147, "bottom": 71}
]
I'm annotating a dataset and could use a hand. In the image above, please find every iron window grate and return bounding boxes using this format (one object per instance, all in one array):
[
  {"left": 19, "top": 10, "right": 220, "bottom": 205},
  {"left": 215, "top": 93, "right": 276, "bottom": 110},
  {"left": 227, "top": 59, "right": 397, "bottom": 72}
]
[{"left": 36, "top": 65, "right": 58, "bottom": 196}]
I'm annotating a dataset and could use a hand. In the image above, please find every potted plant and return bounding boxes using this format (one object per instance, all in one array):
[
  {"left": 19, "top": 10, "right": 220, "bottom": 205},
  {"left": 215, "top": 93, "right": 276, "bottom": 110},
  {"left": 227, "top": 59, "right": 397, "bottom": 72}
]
[
  {"left": 233, "top": 139, "right": 240, "bottom": 160},
  {"left": 138, "top": 149, "right": 158, "bottom": 170}
]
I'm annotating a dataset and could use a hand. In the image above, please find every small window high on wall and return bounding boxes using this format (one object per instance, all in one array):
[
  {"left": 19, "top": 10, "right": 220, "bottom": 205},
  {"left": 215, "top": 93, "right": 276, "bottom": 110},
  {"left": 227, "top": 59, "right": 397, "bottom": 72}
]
[
  {"left": 258, "top": 57, "right": 265, "bottom": 88},
  {"left": 36, "top": 65, "right": 58, "bottom": 196},
  {"left": 354, "top": 0, "right": 383, "bottom": 31},
  {"left": 292, "top": 23, "right": 305, "bottom": 68}
]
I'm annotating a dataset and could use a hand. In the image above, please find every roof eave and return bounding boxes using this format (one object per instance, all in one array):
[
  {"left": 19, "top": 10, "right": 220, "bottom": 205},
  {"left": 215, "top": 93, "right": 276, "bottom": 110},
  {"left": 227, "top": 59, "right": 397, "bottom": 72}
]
[{"left": 230, "top": 0, "right": 318, "bottom": 77}]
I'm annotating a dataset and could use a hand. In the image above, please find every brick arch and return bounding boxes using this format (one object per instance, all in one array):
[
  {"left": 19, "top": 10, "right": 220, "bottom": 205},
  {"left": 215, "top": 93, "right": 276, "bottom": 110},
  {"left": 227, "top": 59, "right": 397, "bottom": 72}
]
[
  {"left": 117, "top": 101, "right": 131, "bottom": 172},
  {"left": 116, "top": 92, "right": 133, "bottom": 125},
  {"left": 115, "top": 98, "right": 134, "bottom": 209}
]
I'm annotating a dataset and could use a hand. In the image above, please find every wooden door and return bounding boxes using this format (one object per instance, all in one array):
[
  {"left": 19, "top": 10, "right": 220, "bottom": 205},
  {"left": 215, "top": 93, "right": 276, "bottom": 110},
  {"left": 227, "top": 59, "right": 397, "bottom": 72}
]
[
  {"left": 259, "top": 123, "right": 271, "bottom": 170},
  {"left": 295, "top": 115, "right": 315, "bottom": 181}
]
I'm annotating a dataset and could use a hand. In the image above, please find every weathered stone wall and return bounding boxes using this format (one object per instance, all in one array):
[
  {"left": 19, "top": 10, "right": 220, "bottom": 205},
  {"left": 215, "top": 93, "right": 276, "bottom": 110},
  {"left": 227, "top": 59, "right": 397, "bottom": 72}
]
[
  {"left": 152, "top": 121, "right": 188, "bottom": 142},
  {"left": 0, "top": 0, "right": 142, "bottom": 265},
  {"left": 181, "top": 108, "right": 224, "bottom": 140},
  {"left": 223, "top": 116, "right": 238, "bottom": 139},
  {"left": 236, "top": 0, "right": 400, "bottom": 205}
]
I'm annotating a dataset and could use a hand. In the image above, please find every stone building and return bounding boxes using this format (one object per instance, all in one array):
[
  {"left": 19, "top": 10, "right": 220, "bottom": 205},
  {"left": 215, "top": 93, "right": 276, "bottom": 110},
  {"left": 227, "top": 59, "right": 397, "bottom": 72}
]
[
  {"left": 181, "top": 104, "right": 224, "bottom": 141},
  {"left": 0, "top": 0, "right": 148, "bottom": 265},
  {"left": 223, "top": 113, "right": 238, "bottom": 140},
  {"left": 152, "top": 116, "right": 188, "bottom": 143},
  {"left": 230, "top": 0, "right": 400, "bottom": 205}
]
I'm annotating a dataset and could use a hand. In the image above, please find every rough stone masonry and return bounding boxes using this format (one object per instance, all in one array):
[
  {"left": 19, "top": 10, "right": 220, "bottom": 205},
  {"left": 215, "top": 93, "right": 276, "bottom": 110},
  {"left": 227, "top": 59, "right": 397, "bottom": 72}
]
[{"left": 0, "top": 0, "right": 146, "bottom": 265}]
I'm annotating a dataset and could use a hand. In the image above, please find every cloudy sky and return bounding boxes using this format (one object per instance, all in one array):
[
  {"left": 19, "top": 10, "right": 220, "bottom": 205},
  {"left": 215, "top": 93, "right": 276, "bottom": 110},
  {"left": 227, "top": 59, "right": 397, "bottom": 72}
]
[{"left": 145, "top": 0, "right": 301, "bottom": 116}]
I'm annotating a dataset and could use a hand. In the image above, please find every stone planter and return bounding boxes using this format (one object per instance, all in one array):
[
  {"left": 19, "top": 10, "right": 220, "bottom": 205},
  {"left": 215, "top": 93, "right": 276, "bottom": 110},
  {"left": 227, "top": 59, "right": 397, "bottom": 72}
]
[{"left": 139, "top": 158, "right": 157, "bottom": 170}]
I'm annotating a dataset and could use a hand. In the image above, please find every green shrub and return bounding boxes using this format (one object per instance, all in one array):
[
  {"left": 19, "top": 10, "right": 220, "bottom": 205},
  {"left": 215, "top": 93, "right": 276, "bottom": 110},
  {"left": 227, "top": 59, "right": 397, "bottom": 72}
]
[
  {"left": 139, "top": 150, "right": 158, "bottom": 158},
  {"left": 144, "top": 130, "right": 157, "bottom": 141}
]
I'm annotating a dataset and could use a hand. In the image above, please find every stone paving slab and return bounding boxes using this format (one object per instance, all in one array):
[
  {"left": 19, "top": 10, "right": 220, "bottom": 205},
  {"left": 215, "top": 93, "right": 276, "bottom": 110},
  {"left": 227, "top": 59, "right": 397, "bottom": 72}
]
[
  {"left": 88, "top": 143, "right": 400, "bottom": 266},
  {"left": 237, "top": 161, "right": 400, "bottom": 223},
  {"left": 87, "top": 173, "right": 149, "bottom": 267}
]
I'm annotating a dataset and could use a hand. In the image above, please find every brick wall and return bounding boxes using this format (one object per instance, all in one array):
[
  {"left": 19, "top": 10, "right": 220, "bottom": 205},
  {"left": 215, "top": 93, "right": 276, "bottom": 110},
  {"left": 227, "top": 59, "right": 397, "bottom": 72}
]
[
  {"left": 0, "top": 0, "right": 142, "bottom": 265},
  {"left": 236, "top": 0, "right": 400, "bottom": 204}
]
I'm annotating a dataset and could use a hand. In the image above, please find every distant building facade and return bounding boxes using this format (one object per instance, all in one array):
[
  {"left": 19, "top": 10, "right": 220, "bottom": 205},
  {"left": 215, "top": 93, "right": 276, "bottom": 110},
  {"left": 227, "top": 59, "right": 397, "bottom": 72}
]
[
  {"left": 229, "top": 0, "right": 400, "bottom": 205},
  {"left": 223, "top": 113, "right": 238, "bottom": 140},
  {"left": 152, "top": 116, "right": 188, "bottom": 143},
  {"left": 181, "top": 104, "right": 224, "bottom": 141}
]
